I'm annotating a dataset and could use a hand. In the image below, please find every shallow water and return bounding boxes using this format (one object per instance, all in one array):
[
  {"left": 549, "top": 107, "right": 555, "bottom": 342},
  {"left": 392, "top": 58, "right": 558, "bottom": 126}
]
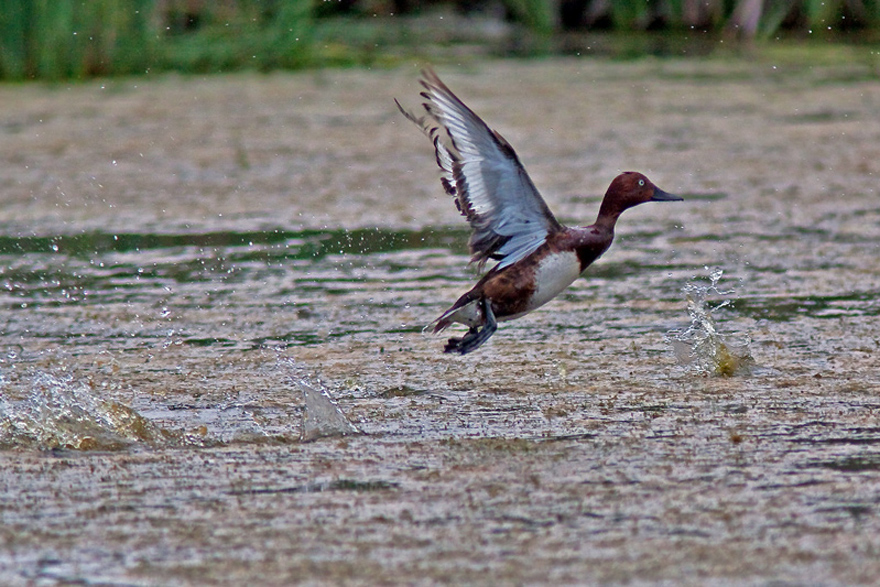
[{"left": 1, "top": 59, "right": 879, "bottom": 584}]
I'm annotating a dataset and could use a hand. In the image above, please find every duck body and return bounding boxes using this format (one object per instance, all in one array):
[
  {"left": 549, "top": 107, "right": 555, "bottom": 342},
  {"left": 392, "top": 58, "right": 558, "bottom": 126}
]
[
  {"left": 435, "top": 226, "right": 611, "bottom": 329},
  {"left": 397, "top": 69, "right": 682, "bottom": 354}
]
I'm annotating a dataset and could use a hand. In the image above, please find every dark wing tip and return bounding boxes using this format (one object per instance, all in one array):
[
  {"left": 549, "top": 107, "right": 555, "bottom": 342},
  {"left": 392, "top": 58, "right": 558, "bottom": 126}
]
[
  {"left": 420, "top": 66, "right": 442, "bottom": 85},
  {"left": 394, "top": 97, "right": 421, "bottom": 125}
]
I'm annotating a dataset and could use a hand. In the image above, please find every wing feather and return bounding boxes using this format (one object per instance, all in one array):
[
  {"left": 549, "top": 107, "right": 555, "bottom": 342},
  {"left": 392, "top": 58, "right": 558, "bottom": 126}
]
[{"left": 397, "top": 68, "right": 563, "bottom": 270}]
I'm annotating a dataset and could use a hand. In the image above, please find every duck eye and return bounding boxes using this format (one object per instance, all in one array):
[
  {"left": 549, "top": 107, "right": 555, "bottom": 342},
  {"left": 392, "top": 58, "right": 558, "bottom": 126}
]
[{"left": 638, "top": 179, "right": 645, "bottom": 186}]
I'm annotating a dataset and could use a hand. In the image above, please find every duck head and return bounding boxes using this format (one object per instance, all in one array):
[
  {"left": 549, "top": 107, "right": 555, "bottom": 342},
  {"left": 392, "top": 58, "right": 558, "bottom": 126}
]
[{"left": 597, "top": 171, "right": 682, "bottom": 223}]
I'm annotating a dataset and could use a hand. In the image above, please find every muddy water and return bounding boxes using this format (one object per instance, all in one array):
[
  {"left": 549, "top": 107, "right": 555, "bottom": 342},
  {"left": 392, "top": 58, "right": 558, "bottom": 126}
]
[{"left": 1, "top": 58, "right": 879, "bottom": 584}]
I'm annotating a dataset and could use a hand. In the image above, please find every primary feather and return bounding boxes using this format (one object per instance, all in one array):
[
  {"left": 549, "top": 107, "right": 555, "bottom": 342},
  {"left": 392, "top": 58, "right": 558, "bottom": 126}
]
[{"left": 396, "top": 68, "right": 563, "bottom": 270}]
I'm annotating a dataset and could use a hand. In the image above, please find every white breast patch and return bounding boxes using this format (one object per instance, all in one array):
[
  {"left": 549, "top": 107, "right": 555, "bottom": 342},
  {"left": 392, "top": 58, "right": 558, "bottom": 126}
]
[{"left": 528, "top": 251, "right": 582, "bottom": 312}]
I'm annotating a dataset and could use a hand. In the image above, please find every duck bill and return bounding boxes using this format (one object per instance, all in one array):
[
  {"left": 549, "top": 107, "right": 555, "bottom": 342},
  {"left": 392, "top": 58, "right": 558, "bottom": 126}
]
[{"left": 651, "top": 187, "right": 683, "bottom": 202}]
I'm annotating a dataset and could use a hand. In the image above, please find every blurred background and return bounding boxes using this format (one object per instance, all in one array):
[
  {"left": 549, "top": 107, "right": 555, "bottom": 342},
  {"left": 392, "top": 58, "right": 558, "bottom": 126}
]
[{"left": 1, "top": 0, "right": 879, "bottom": 80}]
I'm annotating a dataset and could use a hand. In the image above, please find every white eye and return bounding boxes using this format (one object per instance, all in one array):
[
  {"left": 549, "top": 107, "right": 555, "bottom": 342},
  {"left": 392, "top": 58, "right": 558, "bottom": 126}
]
[{"left": 638, "top": 179, "right": 645, "bottom": 186}]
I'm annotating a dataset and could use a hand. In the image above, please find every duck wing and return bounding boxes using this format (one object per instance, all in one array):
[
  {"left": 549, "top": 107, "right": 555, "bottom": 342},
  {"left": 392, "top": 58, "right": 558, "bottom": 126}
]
[{"left": 396, "top": 68, "right": 563, "bottom": 270}]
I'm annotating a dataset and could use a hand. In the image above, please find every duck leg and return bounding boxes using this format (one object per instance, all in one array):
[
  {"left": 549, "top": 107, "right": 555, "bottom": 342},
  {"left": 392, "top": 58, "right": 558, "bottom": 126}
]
[{"left": 444, "top": 298, "right": 497, "bottom": 355}]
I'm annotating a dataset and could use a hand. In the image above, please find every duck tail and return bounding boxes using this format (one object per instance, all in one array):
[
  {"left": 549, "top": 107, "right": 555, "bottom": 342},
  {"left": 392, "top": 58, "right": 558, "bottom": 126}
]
[
  {"left": 425, "top": 312, "right": 454, "bottom": 334},
  {"left": 425, "top": 291, "right": 482, "bottom": 335}
]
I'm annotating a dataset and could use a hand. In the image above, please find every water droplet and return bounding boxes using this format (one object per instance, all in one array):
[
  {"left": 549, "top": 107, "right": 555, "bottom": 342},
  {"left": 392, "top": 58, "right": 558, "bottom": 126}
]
[{"left": 666, "top": 268, "right": 754, "bottom": 377}]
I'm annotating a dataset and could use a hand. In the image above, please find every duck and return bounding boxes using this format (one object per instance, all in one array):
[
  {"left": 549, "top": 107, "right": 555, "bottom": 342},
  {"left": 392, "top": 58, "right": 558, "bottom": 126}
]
[{"left": 396, "top": 68, "right": 682, "bottom": 355}]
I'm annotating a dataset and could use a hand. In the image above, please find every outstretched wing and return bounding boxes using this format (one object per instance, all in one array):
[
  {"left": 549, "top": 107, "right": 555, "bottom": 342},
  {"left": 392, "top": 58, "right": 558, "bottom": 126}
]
[{"left": 396, "top": 68, "right": 563, "bottom": 270}]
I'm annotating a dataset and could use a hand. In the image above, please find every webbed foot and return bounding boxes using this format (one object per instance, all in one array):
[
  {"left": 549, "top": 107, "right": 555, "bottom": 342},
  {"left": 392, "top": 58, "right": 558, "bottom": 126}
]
[{"left": 443, "top": 299, "right": 497, "bottom": 355}]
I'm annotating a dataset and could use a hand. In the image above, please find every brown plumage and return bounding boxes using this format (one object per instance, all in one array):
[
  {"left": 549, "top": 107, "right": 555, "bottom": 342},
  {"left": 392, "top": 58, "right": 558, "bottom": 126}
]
[{"left": 397, "top": 69, "right": 683, "bottom": 354}]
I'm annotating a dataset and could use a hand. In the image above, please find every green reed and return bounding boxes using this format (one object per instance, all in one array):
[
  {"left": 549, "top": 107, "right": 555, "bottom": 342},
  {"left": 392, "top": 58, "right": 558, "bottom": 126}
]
[
  {"left": 567, "top": 0, "right": 880, "bottom": 35},
  {"left": 161, "top": 0, "right": 314, "bottom": 73},
  {"left": 0, "top": 0, "right": 313, "bottom": 80},
  {"left": 504, "top": 0, "right": 556, "bottom": 35},
  {"left": 0, "top": 0, "right": 155, "bottom": 80},
  {"left": 1, "top": 0, "right": 877, "bottom": 81}
]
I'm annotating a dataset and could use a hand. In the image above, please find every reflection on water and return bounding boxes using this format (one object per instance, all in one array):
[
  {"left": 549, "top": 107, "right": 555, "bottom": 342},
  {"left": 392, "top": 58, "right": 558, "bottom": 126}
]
[
  {"left": 0, "top": 224, "right": 690, "bottom": 447},
  {"left": 666, "top": 268, "right": 755, "bottom": 377},
  {"left": 0, "top": 218, "right": 877, "bottom": 446},
  {"left": 0, "top": 227, "right": 469, "bottom": 260},
  {"left": 0, "top": 227, "right": 472, "bottom": 450},
  {"left": 0, "top": 227, "right": 471, "bottom": 353}
]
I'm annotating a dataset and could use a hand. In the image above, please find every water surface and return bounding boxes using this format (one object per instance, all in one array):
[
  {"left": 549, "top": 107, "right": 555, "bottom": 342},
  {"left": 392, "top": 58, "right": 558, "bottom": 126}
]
[{"left": 1, "top": 59, "right": 879, "bottom": 585}]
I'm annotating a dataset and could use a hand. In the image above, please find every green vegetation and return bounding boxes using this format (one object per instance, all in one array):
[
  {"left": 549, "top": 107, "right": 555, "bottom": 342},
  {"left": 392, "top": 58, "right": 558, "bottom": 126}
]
[
  {"left": 0, "top": 0, "right": 314, "bottom": 79},
  {"left": 0, "top": 0, "right": 156, "bottom": 79},
  {"left": 1, "top": 0, "right": 878, "bottom": 81},
  {"left": 161, "top": 0, "right": 314, "bottom": 73}
]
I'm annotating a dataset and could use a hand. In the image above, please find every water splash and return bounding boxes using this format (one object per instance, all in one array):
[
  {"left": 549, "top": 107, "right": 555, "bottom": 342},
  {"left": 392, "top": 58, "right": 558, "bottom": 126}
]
[
  {"left": 0, "top": 353, "right": 366, "bottom": 450},
  {"left": 666, "top": 268, "right": 754, "bottom": 377},
  {"left": 298, "top": 379, "right": 361, "bottom": 442},
  {"left": 0, "top": 373, "right": 179, "bottom": 450}
]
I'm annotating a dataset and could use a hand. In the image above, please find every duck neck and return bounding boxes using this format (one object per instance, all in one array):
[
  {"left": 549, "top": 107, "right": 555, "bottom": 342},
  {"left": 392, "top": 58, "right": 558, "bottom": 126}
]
[
  {"left": 565, "top": 224, "right": 614, "bottom": 272},
  {"left": 594, "top": 205, "right": 620, "bottom": 232}
]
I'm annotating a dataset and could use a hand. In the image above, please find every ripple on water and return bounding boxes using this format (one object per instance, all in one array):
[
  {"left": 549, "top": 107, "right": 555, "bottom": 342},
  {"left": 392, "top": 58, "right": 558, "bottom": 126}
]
[{"left": 0, "top": 227, "right": 472, "bottom": 351}]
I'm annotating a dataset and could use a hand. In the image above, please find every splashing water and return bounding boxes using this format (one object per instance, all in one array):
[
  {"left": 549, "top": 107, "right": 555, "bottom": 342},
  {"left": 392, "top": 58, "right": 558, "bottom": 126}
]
[
  {"left": 0, "top": 353, "right": 365, "bottom": 450},
  {"left": 666, "top": 268, "right": 754, "bottom": 377},
  {"left": 0, "top": 372, "right": 178, "bottom": 450},
  {"left": 298, "top": 379, "right": 361, "bottom": 442}
]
